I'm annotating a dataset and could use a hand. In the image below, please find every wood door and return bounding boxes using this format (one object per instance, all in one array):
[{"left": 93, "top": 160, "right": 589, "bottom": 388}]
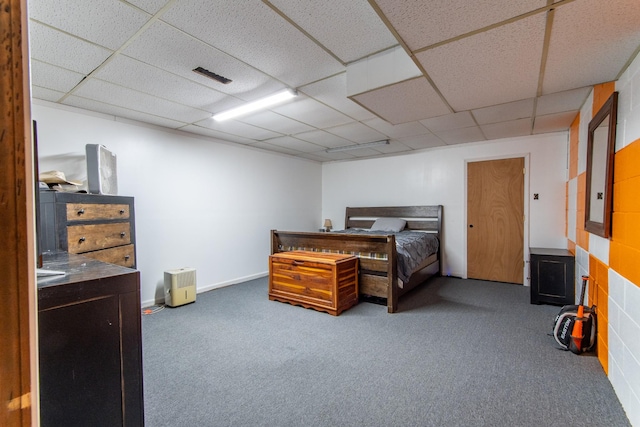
[
  {"left": 467, "top": 158, "right": 524, "bottom": 284},
  {"left": 1, "top": 0, "right": 35, "bottom": 425}
]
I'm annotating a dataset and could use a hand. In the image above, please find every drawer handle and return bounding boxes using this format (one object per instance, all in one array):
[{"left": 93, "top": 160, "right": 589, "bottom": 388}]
[
  {"left": 79, "top": 237, "right": 86, "bottom": 243},
  {"left": 293, "top": 260, "right": 304, "bottom": 266},
  {"left": 77, "top": 208, "right": 85, "bottom": 215},
  {"left": 120, "top": 232, "right": 126, "bottom": 238},
  {"left": 124, "top": 255, "right": 130, "bottom": 260},
  {"left": 119, "top": 209, "right": 125, "bottom": 214}
]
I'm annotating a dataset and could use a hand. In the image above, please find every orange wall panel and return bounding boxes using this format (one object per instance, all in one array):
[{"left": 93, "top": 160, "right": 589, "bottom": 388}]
[
  {"left": 588, "top": 255, "right": 608, "bottom": 368},
  {"left": 565, "top": 181, "right": 569, "bottom": 238},
  {"left": 598, "top": 338, "right": 609, "bottom": 375},
  {"left": 612, "top": 212, "right": 640, "bottom": 249},
  {"left": 577, "top": 172, "right": 585, "bottom": 200},
  {"left": 613, "top": 139, "right": 640, "bottom": 183},
  {"left": 610, "top": 138, "right": 640, "bottom": 289},
  {"left": 592, "top": 82, "right": 615, "bottom": 117},
  {"left": 576, "top": 173, "right": 589, "bottom": 250},
  {"left": 569, "top": 114, "right": 580, "bottom": 179},
  {"left": 613, "top": 175, "right": 640, "bottom": 213},
  {"left": 588, "top": 256, "right": 608, "bottom": 304},
  {"left": 588, "top": 255, "right": 596, "bottom": 301},
  {"left": 611, "top": 244, "right": 640, "bottom": 286},
  {"left": 596, "top": 281, "right": 608, "bottom": 323}
]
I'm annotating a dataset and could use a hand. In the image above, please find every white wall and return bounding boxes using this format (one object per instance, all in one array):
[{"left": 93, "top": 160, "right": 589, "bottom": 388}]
[
  {"left": 33, "top": 101, "right": 322, "bottom": 306},
  {"left": 321, "top": 132, "right": 569, "bottom": 281}
]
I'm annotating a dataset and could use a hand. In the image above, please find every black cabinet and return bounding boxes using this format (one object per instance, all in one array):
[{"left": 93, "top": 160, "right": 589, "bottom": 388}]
[
  {"left": 530, "top": 248, "right": 575, "bottom": 305},
  {"left": 38, "top": 252, "right": 143, "bottom": 426}
]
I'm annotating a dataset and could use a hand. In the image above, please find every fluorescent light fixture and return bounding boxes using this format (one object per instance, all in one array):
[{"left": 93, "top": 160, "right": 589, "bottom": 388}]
[
  {"left": 212, "top": 89, "right": 297, "bottom": 121},
  {"left": 325, "top": 139, "right": 389, "bottom": 153}
]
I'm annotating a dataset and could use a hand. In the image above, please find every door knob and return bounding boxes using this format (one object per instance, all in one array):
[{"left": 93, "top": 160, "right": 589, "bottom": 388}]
[{"left": 469, "top": 224, "right": 474, "bottom": 228}]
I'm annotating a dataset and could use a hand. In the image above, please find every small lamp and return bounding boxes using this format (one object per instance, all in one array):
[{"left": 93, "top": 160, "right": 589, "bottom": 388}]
[{"left": 323, "top": 219, "right": 332, "bottom": 232}]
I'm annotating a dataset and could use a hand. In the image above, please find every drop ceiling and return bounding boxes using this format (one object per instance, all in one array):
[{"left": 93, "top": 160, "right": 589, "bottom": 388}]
[{"left": 27, "top": 0, "right": 640, "bottom": 162}]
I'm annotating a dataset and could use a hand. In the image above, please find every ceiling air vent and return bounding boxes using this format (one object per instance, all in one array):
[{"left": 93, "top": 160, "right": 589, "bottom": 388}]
[{"left": 192, "top": 67, "right": 232, "bottom": 84}]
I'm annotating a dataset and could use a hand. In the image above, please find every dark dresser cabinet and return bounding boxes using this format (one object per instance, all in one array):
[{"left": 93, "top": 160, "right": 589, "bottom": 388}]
[
  {"left": 530, "top": 247, "right": 575, "bottom": 306},
  {"left": 39, "top": 191, "right": 136, "bottom": 268},
  {"left": 38, "top": 252, "right": 143, "bottom": 426}
]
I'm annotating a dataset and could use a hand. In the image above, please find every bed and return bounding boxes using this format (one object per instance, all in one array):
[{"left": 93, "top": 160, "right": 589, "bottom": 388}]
[{"left": 270, "top": 205, "right": 442, "bottom": 313}]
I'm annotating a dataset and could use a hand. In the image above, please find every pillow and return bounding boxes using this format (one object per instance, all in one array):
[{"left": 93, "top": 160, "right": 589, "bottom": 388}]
[{"left": 370, "top": 217, "right": 406, "bottom": 232}]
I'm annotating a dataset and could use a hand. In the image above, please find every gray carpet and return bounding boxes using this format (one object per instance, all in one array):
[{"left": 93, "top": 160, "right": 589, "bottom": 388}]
[{"left": 142, "top": 276, "right": 630, "bottom": 427}]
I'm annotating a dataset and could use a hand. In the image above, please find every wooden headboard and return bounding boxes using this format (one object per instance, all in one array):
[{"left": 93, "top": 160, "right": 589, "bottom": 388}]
[{"left": 344, "top": 205, "right": 442, "bottom": 235}]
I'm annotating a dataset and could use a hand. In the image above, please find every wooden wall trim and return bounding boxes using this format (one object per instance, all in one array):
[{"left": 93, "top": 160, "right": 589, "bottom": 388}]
[{"left": 1, "top": 0, "right": 34, "bottom": 425}]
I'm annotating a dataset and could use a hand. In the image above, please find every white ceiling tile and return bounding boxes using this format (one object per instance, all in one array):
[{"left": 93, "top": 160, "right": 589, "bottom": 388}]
[
  {"left": 434, "top": 126, "right": 485, "bottom": 145},
  {"left": 63, "top": 95, "right": 187, "bottom": 129},
  {"left": 340, "top": 147, "right": 387, "bottom": 159},
  {"left": 301, "top": 148, "right": 357, "bottom": 161},
  {"left": 181, "top": 124, "right": 257, "bottom": 145},
  {"left": 262, "top": 136, "right": 324, "bottom": 153},
  {"left": 268, "top": 0, "right": 397, "bottom": 63},
  {"left": 292, "top": 129, "right": 354, "bottom": 149},
  {"left": 536, "top": 87, "right": 592, "bottom": 116},
  {"left": 420, "top": 111, "right": 476, "bottom": 132},
  {"left": 371, "top": 140, "right": 413, "bottom": 155},
  {"left": 94, "top": 55, "right": 227, "bottom": 110},
  {"left": 322, "top": 151, "right": 359, "bottom": 161},
  {"left": 363, "top": 117, "right": 430, "bottom": 138},
  {"left": 28, "top": 0, "right": 150, "bottom": 50},
  {"left": 31, "top": 60, "right": 85, "bottom": 93},
  {"left": 31, "top": 86, "right": 66, "bottom": 102},
  {"left": 325, "top": 122, "right": 387, "bottom": 144},
  {"left": 28, "top": 21, "right": 113, "bottom": 74},
  {"left": 375, "top": 0, "right": 547, "bottom": 50},
  {"left": 161, "top": 0, "right": 344, "bottom": 87},
  {"left": 237, "top": 111, "right": 314, "bottom": 135},
  {"left": 472, "top": 99, "right": 534, "bottom": 125},
  {"left": 73, "top": 79, "right": 211, "bottom": 123},
  {"left": 417, "top": 14, "right": 546, "bottom": 111},
  {"left": 294, "top": 152, "right": 333, "bottom": 162},
  {"left": 543, "top": 0, "right": 640, "bottom": 94},
  {"left": 346, "top": 46, "right": 422, "bottom": 97},
  {"left": 300, "top": 73, "right": 376, "bottom": 121},
  {"left": 251, "top": 141, "right": 303, "bottom": 156},
  {"left": 122, "top": 21, "right": 281, "bottom": 98},
  {"left": 396, "top": 134, "right": 446, "bottom": 150},
  {"left": 352, "top": 77, "right": 451, "bottom": 124},
  {"left": 480, "top": 118, "right": 532, "bottom": 140},
  {"left": 127, "top": 0, "right": 170, "bottom": 14},
  {"left": 533, "top": 111, "right": 578, "bottom": 134},
  {"left": 271, "top": 96, "right": 353, "bottom": 129},
  {"left": 197, "top": 117, "right": 282, "bottom": 141}
]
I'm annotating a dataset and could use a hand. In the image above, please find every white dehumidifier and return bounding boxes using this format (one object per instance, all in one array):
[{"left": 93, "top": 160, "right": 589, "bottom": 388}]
[{"left": 164, "top": 268, "right": 196, "bottom": 307}]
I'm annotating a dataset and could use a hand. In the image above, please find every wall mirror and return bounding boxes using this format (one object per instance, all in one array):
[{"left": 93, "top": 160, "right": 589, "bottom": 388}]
[{"left": 585, "top": 91, "right": 618, "bottom": 238}]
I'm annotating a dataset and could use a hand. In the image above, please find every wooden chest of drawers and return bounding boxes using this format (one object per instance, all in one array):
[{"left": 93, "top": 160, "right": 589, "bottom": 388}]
[
  {"left": 39, "top": 191, "right": 136, "bottom": 268},
  {"left": 269, "top": 251, "right": 358, "bottom": 316}
]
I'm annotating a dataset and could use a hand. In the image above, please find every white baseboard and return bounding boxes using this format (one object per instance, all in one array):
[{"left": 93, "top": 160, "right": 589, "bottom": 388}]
[
  {"left": 198, "top": 271, "right": 268, "bottom": 294},
  {"left": 141, "top": 271, "right": 268, "bottom": 308}
]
